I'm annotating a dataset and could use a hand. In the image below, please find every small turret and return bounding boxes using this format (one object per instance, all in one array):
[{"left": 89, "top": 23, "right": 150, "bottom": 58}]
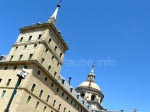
[{"left": 87, "top": 65, "right": 95, "bottom": 82}]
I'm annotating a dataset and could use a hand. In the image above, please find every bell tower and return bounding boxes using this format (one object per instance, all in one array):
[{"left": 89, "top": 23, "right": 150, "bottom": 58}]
[
  {"left": 6, "top": 2, "right": 68, "bottom": 79},
  {"left": 0, "top": 1, "right": 77, "bottom": 112}
]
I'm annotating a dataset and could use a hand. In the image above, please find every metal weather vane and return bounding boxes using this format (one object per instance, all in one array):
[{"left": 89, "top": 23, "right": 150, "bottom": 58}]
[
  {"left": 57, "top": 0, "right": 63, "bottom": 7},
  {"left": 59, "top": 0, "right": 63, "bottom": 4}
]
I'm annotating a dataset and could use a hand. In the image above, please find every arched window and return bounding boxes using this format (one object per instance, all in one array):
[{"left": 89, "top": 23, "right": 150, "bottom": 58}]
[{"left": 91, "top": 94, "right": 96, "bottom": 101}]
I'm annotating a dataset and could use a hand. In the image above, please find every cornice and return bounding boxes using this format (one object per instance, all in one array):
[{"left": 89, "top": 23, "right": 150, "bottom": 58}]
[{"left": 20, "top": 22, "right": 69, "bottom": 51}]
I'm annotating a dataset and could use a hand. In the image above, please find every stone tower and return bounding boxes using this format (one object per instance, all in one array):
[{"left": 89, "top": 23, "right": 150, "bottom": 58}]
[
  {"left": 0, "top": 2, "right": 94, "bottom": 112},
  {"left": 76, "top": 65, "right": 105, "bottom": 112}
]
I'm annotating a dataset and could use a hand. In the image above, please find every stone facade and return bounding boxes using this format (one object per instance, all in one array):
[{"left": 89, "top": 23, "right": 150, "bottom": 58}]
[{"left": 0, "top": 22, "right": 94, "bottom": 112}]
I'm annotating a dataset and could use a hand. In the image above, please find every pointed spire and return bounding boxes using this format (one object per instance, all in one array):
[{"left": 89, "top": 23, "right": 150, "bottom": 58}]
[{"left": 48, "top": 0, "right": 62, "bottom": 25}]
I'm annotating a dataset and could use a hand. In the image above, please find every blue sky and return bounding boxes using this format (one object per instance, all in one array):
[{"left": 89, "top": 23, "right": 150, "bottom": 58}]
[{"left": 0, "top": 0, "right": 149, "bottom": 112}]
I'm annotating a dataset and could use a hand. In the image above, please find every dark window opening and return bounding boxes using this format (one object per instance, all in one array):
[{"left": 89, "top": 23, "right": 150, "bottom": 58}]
[
  {"left": 62, "top": 92, "right": 64, "bottom": 96},
  {"left": 34, "top": 44, "right": 37, "bottom": 48},
  {"left": 26, "top": 96, "right": 31, "bottom": 103},
  {"left": 51, "top": 83, "right": 54, "bottom": 87},
  {"left": 46, "top": 95, "right": 50, "bottom": 102},
  {"left": 19, "top": 55, "right": 23, "bottom": 60},
  {"left": 13, "top": 66, "right": 17, "bottom": 70},
  {"left": 6, "top": 79, "right": 11, "bottom": 86},
  {"left": 35, "top": 101, "right": 39, "bottom": 109},
  {"left": 28, "top": 36, "right": 32, "bottom": 41},
  {"left": 60, "top": 53, "right": 62, "bottom": 58},
  {"left": 45, "top": 77, "right": 48, "bottom": 82},
  {"left": 10, "top": 56, "right": 13, "bottom": 61},
  {"left": 24, "top": 66, "right": 27, "bottom": 69},
  {"left": 1, "top": 90, "right": 6, "bottom": 98},
  {"left": 24, "top": 45, "right": 27, "bottom": 49},
  {"left": 38, "top": 34, "right": 42, "bottom": 39},
  {"left": 41, "top": 58, "right": 45, "bottom": 64},
  {"left": 91, "top": 94, "right": 96, "bottom": 101},
  {"left": 45, "top": 48, "right": 48, "bottom": 53},
  {"left": 16, "top": 46, "right": 18, "bottom": 50},
  {"left": 43, "top": 106, "right": 46, "bottom": 112},
  {"left": 66, "top": 96, "right": 69, "bottom": 100},
  {"left": 48, "top": 65, "right": 51, "bottom": 71},
  {"left": 53, "top": 100, "right": 56, "bottom": 107},
  {"left": 58, "top": 104, "right": 61, "bottom": 110},
  {"left": 39, "top": 90, "right": 43, "bottom": 97},
  {"left": 37, "top": 70, "right": 40, "bottom": 76},
  {"left": 51, "top": 56, "right": 55, "bottom": 60},
  {"left": 57, "top": 62, "right": 60, "bottom": 66},
  {"left": 54, "top": 72, "right": 57, "bottom": 77},
  {"left": 54, "top": 46, "right": 57, "bottom": 51},
  {"left": 20, "top": 37, "right": 23, "bottom": 42},
  {"left": 4, "top": 66, "right": 8, "bottom": 70},
  {"left": 57, "top": 88, "right": 59, "bottom": 92},
  {"left": 48, "top": 38, "right": 51, "bottom": 43},
  {"left": 31, "top": 83, "right": 36, "bottom": 92},
  {"left": 80, "top": 93, "right": 85, "bottom": 98},
  {"left": 29, "top": 54, "right": 33, "bottom": 60}
]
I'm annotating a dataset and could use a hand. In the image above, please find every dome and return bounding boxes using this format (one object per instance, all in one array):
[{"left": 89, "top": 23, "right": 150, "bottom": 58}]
[{"left": 78, "top": 81, "right": 101, "bottom": 91}]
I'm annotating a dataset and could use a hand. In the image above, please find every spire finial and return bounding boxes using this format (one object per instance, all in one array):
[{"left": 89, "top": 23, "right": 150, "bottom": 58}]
[
  {"left": 48, "top": 0, "right": 63, "bottom": 25},
  {"left": 91, "top": 64, "right": 95, "bottom": 73}
]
